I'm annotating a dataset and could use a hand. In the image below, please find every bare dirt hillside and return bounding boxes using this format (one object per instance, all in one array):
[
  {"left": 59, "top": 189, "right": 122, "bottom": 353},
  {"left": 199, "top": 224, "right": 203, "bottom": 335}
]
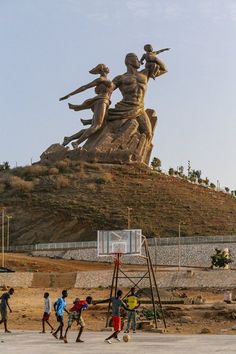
[{"left": 1, "top": 162, "right": 236, "bottom": 245}]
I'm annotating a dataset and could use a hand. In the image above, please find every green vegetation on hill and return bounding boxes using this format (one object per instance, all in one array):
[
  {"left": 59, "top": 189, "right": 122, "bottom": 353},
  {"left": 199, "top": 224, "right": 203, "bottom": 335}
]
[{"left": 1, "top": 160, "right": 236, "bottom": 245}]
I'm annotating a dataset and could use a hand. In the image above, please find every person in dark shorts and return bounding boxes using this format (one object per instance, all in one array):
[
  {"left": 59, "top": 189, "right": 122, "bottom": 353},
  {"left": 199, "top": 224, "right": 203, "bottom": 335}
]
[
  {"left": 63, "top": 296, "right": 93, "bottom": 343},
  {"left": 0, "top": 288, "right": 14, "bottom": 333},
  {"left": 41, "top": 292, "right": 54, "bottom": 333},
  {"left": 52, "top": 290, "right": 69, "bottom": 339},
  {"left": 94, "top": 290, "right": 132, "bottom": 344}
]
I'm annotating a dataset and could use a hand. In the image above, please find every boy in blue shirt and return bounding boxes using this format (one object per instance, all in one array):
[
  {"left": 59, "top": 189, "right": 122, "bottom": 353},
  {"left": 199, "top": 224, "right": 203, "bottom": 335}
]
[{"left": 52, "top": 290, "right": 69, "bottom": 339}]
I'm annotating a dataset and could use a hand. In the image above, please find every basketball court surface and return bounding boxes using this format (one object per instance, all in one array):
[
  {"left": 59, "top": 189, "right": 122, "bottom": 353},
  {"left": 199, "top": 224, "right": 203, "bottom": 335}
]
[{"left": 1, "top": 331, "right": 236, "bottom": 354}]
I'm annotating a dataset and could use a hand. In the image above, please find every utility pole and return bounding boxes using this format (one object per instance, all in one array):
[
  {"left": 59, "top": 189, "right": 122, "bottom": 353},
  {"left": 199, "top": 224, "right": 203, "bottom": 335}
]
[
  {"left": 6, "top": 215, "right": 12, "bottom": 251},
  {"left": 178, "top": 221, "right": 181, "bottom": 271},
  {"left": 127, "top": 207, "right": 133, "bottom": 229},
  {"left": 1, "top": 207, "right": 5, "bottom": 268}
]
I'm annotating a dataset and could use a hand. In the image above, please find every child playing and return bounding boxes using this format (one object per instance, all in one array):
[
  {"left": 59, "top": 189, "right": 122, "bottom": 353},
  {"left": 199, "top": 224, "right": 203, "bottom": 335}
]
[
  {"left": 140, "top": 44, "right": 170, "bottom": 79},
  {"left": 124, "top": 287, "right": 140, "bottom": 333},
  {"left": 41, "top": 292, "right": 54, "bottom": 333},
  {"left": 94, "top": 290, "right": 132, "bottom": 344},
  {"left": 63, "top": 296, "right": 93, "bottom": 343},
  {"left": 0, "top": 288, "right": 14, "bottom": 333},
  {"left": 52, "top": 290, "right": 69, "bottom": 340}
]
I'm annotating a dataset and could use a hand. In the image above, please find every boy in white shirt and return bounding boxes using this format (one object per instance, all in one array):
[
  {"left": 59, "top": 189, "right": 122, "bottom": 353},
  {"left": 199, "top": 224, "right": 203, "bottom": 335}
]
[{"left": 41, "top": 292, "right": 54, "bottom": 333}]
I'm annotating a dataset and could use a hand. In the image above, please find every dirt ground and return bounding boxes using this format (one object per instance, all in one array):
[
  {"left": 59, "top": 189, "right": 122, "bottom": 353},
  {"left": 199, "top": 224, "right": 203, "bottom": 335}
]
[
  {"left": 1, "top": 287, "right": 236, "bottom": 335},
  {"left": 3, "top": 253, "right": 114, "bottom": 272},
  {"left": 1, "top": 253, "right": 236, "bottom": 335}
]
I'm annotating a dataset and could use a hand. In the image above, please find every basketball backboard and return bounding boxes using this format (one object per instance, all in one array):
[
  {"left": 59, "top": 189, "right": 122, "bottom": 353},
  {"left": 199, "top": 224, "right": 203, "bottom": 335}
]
[{"left": 97, "top": 229, "right": 142, "bottom": 256}]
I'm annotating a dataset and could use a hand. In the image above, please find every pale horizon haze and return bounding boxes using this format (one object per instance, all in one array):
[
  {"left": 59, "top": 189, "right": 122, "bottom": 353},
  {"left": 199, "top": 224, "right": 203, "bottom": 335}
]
[{"left": 1, "top": 0, "right": 236, "bottom": 189}]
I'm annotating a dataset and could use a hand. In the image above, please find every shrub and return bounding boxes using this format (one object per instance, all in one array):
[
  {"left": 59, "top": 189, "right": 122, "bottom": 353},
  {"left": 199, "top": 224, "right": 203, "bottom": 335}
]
[
  {"left": 55, "top": 160, "right": 70, "bottom": 172},
  {"left": 87, "top": 183, "right": 97, "bottom": 192},
  {"left": 26, "top": 165, "right": 48, "bottom": 176},
  {"left": 189, "top": 176, "right": 196, "bottom": 182},
  {"left": 95, "top": 177, "right": 106, "bottom": 185},
  {"left": 95, "top": 173, "right": 113, "bottom": 185},
  {"left": 210, "top": 183, "right": 216, "bottom": 189},
  {"left": 204, "top": 178, "right": 209, "bottom": 186},
  {"left": 9, "top": 176, "right": 34, "bottom": 192},
  {"left": 0, "top": 183, "right": 5, "bottom": 193},
  {"left": 0, "top": 161, "right": 10, "bottom": 171},
  {"left": 211, "top": 248, "right": 233, "bottom": 268},
  {"left": 55, "top": 175, "right": 70, "bottom": 189},
  {"left": 151, "top": 157, "right": 161, "bottom": 171},
  {"left": 48, "top": 167, "right": 59, "bottom": 175},
  {"left": 168, "top": 168, "right": 174, "bottom": 175},
  {"left": 177, "top": 166, "right": 184, "bottom": 176}
]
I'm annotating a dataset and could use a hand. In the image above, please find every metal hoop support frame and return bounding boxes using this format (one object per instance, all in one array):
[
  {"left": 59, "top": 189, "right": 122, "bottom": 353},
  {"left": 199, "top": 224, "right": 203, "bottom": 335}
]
[{"left": 105, "top": 235, "right": 167, "bottom": 329}]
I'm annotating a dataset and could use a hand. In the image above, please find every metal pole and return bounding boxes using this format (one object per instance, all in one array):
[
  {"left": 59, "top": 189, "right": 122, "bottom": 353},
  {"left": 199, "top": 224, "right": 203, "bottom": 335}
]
[
  {"left": 127, "top": 207, "right": 132, "bottom": 229},
  {"left": 1, "top": 208, "right": 5, "bottom": 267},
  {"left": 144, "top": 239, "right": 158, "bottom": 328},
  {"left": 105, "top": 256, "right": 117, "bottom": 327},
  {"left": 6, "top": 216, "right": 12, "bottom": 251},
  {"left": 146, "top": 243, "right": 167, "bottom": 328},
  {"left": 154, "top": 236, "right": 157, "bottom": 274},
  {"left": 114, "top": 253, "right": 120, "bottom": 295},
  {"left": 178, "top": 222, "right": 181, "bottom": 271}
]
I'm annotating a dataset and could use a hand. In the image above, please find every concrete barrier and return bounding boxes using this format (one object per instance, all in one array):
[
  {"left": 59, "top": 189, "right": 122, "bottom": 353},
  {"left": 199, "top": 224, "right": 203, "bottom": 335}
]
[{"left": 1, "top": 269, "right": 236, "bottom": 289}]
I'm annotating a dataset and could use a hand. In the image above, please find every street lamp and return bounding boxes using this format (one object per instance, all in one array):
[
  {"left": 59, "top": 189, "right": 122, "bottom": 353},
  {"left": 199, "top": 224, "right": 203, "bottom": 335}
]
[
  {"left": 1, "top": 207, "right": 5, "bottom": 268},
  {"left": 178, "top": 221, "right": 182, "bottom": 271},
  {"left": 127, "top": 207, "right": 133, "bottom": 229},
  {"left": 6, "top": 215, "right": 12, "bottom": 251}
]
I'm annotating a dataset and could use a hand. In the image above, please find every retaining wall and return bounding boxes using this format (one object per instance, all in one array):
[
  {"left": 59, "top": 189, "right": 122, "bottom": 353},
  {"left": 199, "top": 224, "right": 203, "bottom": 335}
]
[
  {"left": 0, "top": 272, "right": 33, "bottom": 288},
  {"left": 32, "top": 242, "right": 236, "bottom": 267},
  {"left": 1, "top": 269, "right": 236, "bottom": 289}
]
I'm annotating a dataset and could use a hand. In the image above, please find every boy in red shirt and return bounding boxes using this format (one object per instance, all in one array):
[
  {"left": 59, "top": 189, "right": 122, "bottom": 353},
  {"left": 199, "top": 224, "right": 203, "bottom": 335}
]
[{"left": 63, "top": 296, "right": 92, "bottom": 343}]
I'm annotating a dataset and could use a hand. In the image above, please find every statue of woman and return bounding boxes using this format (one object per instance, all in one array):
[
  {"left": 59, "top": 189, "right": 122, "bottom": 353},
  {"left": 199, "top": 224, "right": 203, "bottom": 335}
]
[{"left": 59, "top": 64, "right": 113, "bottom": 148}]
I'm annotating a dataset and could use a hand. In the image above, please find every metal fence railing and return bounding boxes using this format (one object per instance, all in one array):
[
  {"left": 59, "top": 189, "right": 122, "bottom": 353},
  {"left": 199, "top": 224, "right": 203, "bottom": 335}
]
[
  {"left": 148, "top": 235, "right": 236, "bottom": 246},
  {"left": 8, "top": 241, "right": 97, "bottom": 252},
  {"left": 5, "top": 235, "right": 236, "bottom": 252}
]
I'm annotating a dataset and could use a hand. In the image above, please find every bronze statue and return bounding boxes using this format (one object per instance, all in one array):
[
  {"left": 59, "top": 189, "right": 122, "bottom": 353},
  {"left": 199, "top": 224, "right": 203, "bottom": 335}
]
[
  {"left": 140, "top": 44, "right": 170, "bottom": 79},
  {"left": 106, "top": 52, "right": 168, "bottom": 140},
  {"left": 59, "top": 64, "right": 113, "bottom": 148},
  {"left": 41, "top": 45, "right": 169, "bottom": 165}
]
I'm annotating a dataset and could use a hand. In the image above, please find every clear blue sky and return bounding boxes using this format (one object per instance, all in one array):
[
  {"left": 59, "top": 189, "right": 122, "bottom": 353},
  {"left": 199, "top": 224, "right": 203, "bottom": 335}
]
[{"left": 1, "top": 0, "right": 236, "bottom": 189}]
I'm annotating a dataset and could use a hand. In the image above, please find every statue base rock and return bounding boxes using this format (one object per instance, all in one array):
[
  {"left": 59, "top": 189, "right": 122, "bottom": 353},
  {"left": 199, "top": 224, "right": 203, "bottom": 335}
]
[{"left": 40, "top": 109, "right": 157, "bottom": 165}]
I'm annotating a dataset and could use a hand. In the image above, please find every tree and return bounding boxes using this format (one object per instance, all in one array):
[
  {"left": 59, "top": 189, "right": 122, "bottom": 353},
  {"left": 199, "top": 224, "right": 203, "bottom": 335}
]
[
  {"left": 225, "top": 187, "right": 230, "bottom": 193},
  {"left": 187, "top": 160, "right": 191, "bottom": 177},
  {"left": 168, "top": 168, "right": 174, "bottom": 175},
  {"left": 0, "top": 161, "right": 10, "bottom": 171},
  {"left": 204, "top": 177, "right": 209, "bottom": 186},
  {"left": 151, "top": 157, "right": 161, "bottom": 171},
  {"left": 177, "top": 166, "right": 184, "bottom": 176},
  {"left": 190, "top": 169, "right": 201, "bottom": 179}
]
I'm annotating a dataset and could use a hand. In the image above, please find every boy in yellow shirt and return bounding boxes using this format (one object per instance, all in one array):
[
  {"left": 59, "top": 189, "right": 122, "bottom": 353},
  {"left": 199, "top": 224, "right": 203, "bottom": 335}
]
[{"left": 124, "top": 287, "right": 140, "bottom": 333}]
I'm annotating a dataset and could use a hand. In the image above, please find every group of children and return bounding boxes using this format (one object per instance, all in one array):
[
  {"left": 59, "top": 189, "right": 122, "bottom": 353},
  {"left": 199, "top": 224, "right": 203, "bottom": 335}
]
[
  {"left": 42, "top": 289, "right": 93, "bottom": 343},
  {"left": 0, "top": 287, "right": 140, "bottom": 344}
]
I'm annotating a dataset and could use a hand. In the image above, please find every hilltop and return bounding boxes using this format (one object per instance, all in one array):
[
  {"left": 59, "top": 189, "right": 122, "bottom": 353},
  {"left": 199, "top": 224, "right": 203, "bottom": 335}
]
[{"left": 1, "top": 161, "right": 236, "bottom": 245}]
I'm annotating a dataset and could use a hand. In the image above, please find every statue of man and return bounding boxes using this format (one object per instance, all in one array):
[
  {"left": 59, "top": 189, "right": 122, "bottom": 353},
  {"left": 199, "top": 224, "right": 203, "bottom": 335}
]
[{"left": 107, "top": 52, "right": 168, "bottom": 140}]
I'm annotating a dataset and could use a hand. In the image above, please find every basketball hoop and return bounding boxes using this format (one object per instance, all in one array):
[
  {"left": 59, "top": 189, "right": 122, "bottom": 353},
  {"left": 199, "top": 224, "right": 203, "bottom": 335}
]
[
  {"left": 97, "top": 229, "right": 167, "bottom": 330},
  {"left": 97, "top": 229, "right": 142, "bottom": 257}
]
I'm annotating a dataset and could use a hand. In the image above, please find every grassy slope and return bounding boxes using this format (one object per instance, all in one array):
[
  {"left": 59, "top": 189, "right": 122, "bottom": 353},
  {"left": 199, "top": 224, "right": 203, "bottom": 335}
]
[{"left": 1, "top": 162, "right": 236, "bottom": 245}]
